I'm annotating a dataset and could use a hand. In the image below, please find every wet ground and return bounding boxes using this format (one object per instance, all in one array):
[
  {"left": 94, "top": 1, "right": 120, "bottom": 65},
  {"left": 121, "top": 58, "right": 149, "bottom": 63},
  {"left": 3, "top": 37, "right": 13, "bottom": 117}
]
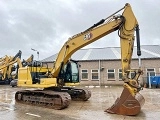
[{"left": 0, "top": 85, "right": 160, "bottom": 120}]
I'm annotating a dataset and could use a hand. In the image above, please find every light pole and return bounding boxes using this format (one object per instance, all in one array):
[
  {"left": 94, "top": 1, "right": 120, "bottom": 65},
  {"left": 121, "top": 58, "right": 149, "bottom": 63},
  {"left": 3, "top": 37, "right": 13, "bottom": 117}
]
[{"left": 31, "top": 48, "right": 39, "bottom": 61}]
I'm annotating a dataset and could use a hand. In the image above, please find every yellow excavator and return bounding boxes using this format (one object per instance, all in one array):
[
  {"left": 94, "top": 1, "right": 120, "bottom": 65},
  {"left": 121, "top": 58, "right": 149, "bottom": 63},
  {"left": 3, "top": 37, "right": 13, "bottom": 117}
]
[
  {"left": 0, "top": 51, "right": 34, "bottom": 84},
  {"left": 15, "top": 3, "right": 145, "bottom": 115},
  {"left": 0, "top": 55, "right": 10, "bottom": 81},
  {"left": 0, "top": 50, "right": 22, "bottom": 84},
  {"left": 9, "top": 54, "right": 34, "bottom": 80}
]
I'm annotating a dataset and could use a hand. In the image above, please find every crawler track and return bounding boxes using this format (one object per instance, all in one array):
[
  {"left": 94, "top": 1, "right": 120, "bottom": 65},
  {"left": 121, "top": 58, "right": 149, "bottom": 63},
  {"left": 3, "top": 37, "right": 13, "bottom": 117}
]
[
  {"left": 15, "top": 90, "right": 71, "bottom": 110},
  {"left": 44, "top": 87, "right": 91, "bottom": 101}
]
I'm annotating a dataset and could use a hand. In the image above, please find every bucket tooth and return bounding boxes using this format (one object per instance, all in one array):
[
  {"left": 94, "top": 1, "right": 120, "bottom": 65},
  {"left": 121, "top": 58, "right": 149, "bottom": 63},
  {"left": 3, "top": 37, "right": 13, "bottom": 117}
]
[{"left": 105, "top": 87, "right": 145, "bottom": 116}]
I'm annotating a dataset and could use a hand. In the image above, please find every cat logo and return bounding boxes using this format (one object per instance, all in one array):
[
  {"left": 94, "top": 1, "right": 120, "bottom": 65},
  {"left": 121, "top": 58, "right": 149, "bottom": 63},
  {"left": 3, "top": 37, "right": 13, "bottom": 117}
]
[{"left": 84, "top": 33, "right": 92, "bottom": 40}]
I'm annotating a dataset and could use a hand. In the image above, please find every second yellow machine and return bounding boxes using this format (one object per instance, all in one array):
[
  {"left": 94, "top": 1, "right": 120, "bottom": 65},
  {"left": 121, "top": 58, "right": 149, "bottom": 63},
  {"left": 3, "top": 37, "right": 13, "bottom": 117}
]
[{"left": 15, "top": 3, "right": 145, "bottom": 115}]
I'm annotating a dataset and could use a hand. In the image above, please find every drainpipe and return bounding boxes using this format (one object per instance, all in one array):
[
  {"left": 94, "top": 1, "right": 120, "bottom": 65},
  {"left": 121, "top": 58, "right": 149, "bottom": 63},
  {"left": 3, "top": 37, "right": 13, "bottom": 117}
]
[
  {"left": 99, "top": 60, "right": 101, "bottom": 86},
  {"left": 148, "top": 72, "right": 151, "bottom": 89}
]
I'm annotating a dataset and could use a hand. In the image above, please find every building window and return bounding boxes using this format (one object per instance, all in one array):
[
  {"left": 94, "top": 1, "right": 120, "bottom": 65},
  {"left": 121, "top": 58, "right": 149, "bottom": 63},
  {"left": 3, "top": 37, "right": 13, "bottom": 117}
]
[
  {"left": 81, "top": 69, "right": 88, "bottom": 80},
  {"left": 147, "top": 68, "right": 155, "bottom": 76},
  {"left": 107, "top": 69, "right": 115, "bottom": 80},
  {"left": 91, "top": 69, "right": 99, "bottom": 80},
  {"left": 118, "top": 69, "right": 122, "bottom": 80}
]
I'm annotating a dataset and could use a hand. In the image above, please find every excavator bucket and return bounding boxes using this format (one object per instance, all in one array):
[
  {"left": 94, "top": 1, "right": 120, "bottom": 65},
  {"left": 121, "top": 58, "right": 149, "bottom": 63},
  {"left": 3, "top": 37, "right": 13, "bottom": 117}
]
[{"left": 105, "top": 87, "right": 145, "bottom": 116}]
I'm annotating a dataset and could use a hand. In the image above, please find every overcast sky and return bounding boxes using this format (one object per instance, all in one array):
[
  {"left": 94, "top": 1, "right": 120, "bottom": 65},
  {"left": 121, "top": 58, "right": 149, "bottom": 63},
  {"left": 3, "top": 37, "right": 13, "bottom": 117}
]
[{"left": 0, "top": 0, "right": 160, "bottom": 60}]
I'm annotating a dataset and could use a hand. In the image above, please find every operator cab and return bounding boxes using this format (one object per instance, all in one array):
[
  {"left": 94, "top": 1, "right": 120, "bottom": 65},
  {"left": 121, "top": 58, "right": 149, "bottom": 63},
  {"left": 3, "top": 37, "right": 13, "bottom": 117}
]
[{"left": 61, "top": 61, "right": 79, "bottom": 83}]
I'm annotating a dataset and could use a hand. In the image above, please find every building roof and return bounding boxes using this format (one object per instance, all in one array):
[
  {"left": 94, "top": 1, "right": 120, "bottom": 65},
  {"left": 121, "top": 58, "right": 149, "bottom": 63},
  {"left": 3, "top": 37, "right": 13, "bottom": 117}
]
[{"left": 41, "top": 45, "right": 160, "bottom": 62}]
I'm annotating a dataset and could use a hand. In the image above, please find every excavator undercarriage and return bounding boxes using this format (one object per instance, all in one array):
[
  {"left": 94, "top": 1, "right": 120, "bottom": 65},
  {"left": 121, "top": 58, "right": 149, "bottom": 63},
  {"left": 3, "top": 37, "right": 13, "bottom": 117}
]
[
  {"left": 15, "top": 90, "right": 71, "bottom": 110},
  {"left": 15, "top": 87, "right": 91, "bottom": 110},
  {"left": 43, "top": 87, "right": 91, "bottom": 101}
]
